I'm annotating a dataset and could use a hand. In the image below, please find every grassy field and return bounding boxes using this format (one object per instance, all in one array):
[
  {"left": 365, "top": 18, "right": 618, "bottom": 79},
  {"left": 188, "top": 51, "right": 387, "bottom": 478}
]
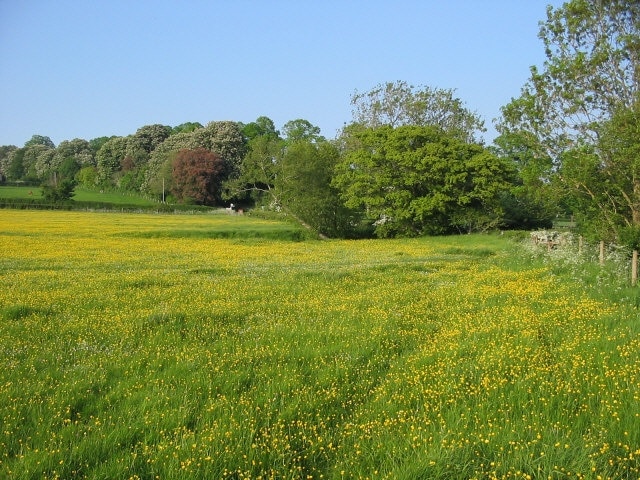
[
  {"left": 0, "top": 211, "right": 638, "bottom": 479},
  {"left": 0, "top": 186, "right": 159, "bottom": 206}
]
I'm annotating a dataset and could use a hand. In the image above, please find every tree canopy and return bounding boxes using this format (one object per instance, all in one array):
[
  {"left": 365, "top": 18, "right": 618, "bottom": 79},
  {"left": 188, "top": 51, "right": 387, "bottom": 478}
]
[
  {"left": 496, "top": 0, "right": 640, "bottom": 242},
  {"left": 333, "top": 125, "right": 513, "bottom": 237},
  {"left": 350, "top": 81, "right": 486, "bottom": 143},
  {"left": 171, "top": 148, "right": 224, "bottom": 205}
]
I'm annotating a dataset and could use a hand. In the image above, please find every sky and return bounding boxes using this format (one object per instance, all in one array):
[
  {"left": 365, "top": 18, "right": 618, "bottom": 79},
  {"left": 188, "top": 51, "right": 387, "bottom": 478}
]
[{"left": 0, "top": 0, "right": 564, "bottom": 147}]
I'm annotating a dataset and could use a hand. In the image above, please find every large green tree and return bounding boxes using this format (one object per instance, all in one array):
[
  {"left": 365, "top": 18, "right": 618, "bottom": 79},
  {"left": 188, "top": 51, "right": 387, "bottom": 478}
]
[
  {"left": 223, "top": 134, "right": 283, "bottom": 208},
  {"left": 279, "top": 140, "right": 359, "bottom": 238},
  {"left": 5, "top": 148, "right": 25, "bottom": 181},
  {"left": 333, "top": 125, "right": 514, "bottom": 237},
  {"left": 496, "top": 0, "right": 640, "bottom": 239},
  {"left": 282, "top": 119, "right": 325, "bottom": 143},
  {"left": 24, "top": 135, "right": 55, "bottom": 149},
  {"left": 241, "top": 116, "right": 279, "bottom": 141}
]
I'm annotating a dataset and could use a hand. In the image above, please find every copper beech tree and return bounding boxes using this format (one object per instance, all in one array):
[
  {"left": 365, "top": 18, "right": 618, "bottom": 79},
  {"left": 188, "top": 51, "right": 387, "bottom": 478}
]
[{"left": 171, "top": 148, "right": 224, "bottom": 205}]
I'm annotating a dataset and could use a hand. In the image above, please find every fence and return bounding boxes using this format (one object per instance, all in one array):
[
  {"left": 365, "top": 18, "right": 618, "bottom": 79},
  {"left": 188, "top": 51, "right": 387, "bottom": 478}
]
[{"left": 530, "top": 230, "right": 639, "bottom": 286}]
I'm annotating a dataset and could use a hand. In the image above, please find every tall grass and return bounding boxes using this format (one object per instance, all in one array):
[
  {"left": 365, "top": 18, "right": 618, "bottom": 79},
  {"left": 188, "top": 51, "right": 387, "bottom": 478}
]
[{"left": 0, "top": 211, "right": 638, "bottom": 479}]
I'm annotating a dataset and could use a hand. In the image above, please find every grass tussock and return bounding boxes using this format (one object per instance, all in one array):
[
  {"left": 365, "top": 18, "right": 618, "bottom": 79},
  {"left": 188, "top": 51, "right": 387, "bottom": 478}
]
[{"left": 0, "top": 211, "right": 638, "bottom": 479}]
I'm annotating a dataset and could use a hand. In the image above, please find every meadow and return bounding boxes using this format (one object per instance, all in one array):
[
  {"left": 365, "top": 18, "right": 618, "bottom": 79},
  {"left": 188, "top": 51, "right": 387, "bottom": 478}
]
[
  {"left": 0, "top": 210, "right": 638, "bottom": 479},
  {"left": 0, "top": 186, "right": 159, "bottom": 207}
]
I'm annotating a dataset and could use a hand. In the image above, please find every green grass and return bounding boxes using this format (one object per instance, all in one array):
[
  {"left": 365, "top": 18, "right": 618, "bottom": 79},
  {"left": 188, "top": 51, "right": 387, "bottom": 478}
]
[
  {"left": 71, "top": 188, "right": 158, "bottom": 206},
  {"left": 0, "top": 185, "right": 158, "bottom": 206},
  {"left": 0, "top": 211, "right": 638, "bottom": 479},
  {"left": 0, "top": 185, "right": 44, "bottom": 198}
]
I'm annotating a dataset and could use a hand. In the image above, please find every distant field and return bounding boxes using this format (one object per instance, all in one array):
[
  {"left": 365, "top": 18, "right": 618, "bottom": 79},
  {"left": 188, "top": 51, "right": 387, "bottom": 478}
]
[
  {"left": 0, "top": 185, "right": 43, "bottom": 198},
  {"left": 0, "top": 185, "right": 158, "bottom": 206},
  {"left": 0, "top": 210, "right": 638, "bottom": 479}
]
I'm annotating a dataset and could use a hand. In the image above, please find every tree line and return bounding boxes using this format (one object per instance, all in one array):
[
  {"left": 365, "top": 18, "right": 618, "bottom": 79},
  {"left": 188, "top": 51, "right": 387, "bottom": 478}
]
[{"left": 1, "top": 1, "right": 638, "bottom": 244}]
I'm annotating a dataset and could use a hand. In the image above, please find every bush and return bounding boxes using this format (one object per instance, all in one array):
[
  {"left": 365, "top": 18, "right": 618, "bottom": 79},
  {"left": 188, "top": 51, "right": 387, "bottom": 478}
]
[{"left": 41, "top": 179, "right": 77, "bottom": 203}]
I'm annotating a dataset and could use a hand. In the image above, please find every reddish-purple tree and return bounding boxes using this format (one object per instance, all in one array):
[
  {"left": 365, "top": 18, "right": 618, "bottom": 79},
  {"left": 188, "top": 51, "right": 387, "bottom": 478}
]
[{"left": 171, "top": 148, "right": 224, "bottom": 205}]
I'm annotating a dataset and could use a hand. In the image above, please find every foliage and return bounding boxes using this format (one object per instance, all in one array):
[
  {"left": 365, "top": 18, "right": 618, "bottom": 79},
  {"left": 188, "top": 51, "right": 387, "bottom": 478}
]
[
  {"left": 58, "top": 156, "right": 81, "bottom": 180},
  {"left": 282, "top": 118, "right": 325, "bottom": 143},
  {"left": 88, "top": 136, "right": 112, "bottom": 156},
  {"left": 171, "top": 148, "right": 224, "bottom": 205},
  {"left": 191, "top": 121, "right": 246, "bottom": 178},
  {"left": 240, "top": 116, "right": 279, "bottom": 141},
  {"left": 171, "top": 122, "right": 203, "bottom": 135},
  {"left": 279, "top": 140, "right": 361, "bottom": 238},
  {"left": 54, "top": 138, "right": 94, "bottom": 169},
  {"left": 496, "top": 0, "right": 640, "bottom": 241},
  {"left": 23, "top": 134, "right": 55, "bottom": 149},
  {"left": 491, "top": 130, "right": 558, "bottom": 229},
  {"left": 223, "top": 133, "right": 283, "bottom": 207},
  {"left": 333, "top": 125, "right": 514, "bottom": 237},
  {"left": 143, "top": 133, "right": 198, "bottom": 198},
  {"left": 41, "top": 178, "right": 76, "bottom": 202},
  {"left": 0, "top": 145, "right": 18, "bottom": 181},
  {"left": 225, "top": 118, "right": 356, "bottom": 236},
  {"left": 130, "top": 124, "right": 172, "bottom": 155},
  {"left": 96, "top": 136, "right": 128, "bottom": 186},
  {"left": 597, "top": 100, "right": 640, "bottom": 243},
  {"left": 1, "top": 211, "right": 638, "bottom": 479},
  {"left": 32, "top": 146, "right": 56, "bottom": 179},
  {"left": 75, "top": 166, "right": 98, "bottom": 188},
  {"left": 350, "top": 80, "right": 486, "bottom": 143},
  {"left": 4, "top": 148, "right": 26, "bottom": 180},
  {"left": 498, "top": 0, "right": 639, "bottom": 154}
]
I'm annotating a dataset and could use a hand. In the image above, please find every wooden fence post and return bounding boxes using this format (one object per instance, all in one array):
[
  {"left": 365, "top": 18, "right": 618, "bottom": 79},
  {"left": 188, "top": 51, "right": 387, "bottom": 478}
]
[
  {"left": 633, "top": 250, "right": 638, "bottom": 286},
  {"left": 578, "top": 235, "right": 583, "bottom": 255},
  {"left": 599, "top": 241, "right": 605, "bottom": 266}
]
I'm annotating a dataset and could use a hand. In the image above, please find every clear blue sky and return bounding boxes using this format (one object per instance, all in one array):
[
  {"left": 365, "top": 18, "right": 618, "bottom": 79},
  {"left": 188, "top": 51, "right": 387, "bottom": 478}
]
[{"left": 0, "top": 0, "right": 563, "bottom": 147}]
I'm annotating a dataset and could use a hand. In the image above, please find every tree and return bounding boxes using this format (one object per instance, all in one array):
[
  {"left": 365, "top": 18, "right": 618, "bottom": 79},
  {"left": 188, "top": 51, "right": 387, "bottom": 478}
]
[
  {"left": 54, "top": 138, "right": 94, "bottom": 168},
  {"left": 89, "top": 137, "right": 112, "bottom": 157},
  {"left": 41, "top": 178, "right": 76, "bottom": 203},
  {"left": 58, "top": 157, "right": 81, "bottom": 180},
  {"left": 76, "top": 166, "right": 98, "bottom": 188},
  {"left": 279, "top": 140, "right": 359, "bottom": 238},
  {"left": 0, "top": 145, "right": 18, "bottom": 181},
  {"left": 171, "top": 122, "right": 203, "bottom": 135},
  {"left": 573, "top": 100, "right": 640, "bottom": 243},
  {"left": 224, "top": 134, "right": 284, "bottom": 208},
  {"left": 282, "top": 119, "right": 324, "bottom": 143},
  {"left": 192, "top": 121, "right": 246, "bottom": 178},
  {"left": 130, "top": 124, "right": 171, "bottom": 154},
  {"left": 499, "top": 0, "right": 639, "bottom": 156},
  {"left": 142, "top": 132, "right": 199, "bottom": 198},
  {"left": 496, "top": 0, "right": 640, "bottom": 239},
  {"left": 241, "top": 116, "right": 279, "bottom": 141},
  {"left": 96, "top": 137, "right": 128, "bottom": 186},
  {"left": 491, "top": 131, "right": 557, "bottom": 229},
  {"left": 171, "top": 148, "right": 224, "bottom": 205},
  {"left": 350, "top": 81, "right": 486, "bottom": 143},
  {"left": 23, "top": 144, "right": 55, "bottom": 180},
  {"left": 124, "top": 124, "right": 172, "bottom": 170},
  {"left": 224, "top": 118, "right": 326, "bottom": 207},
  {"left": 5, "top": 148, "right": 25, "bottom": 181},
  {"left": 332, "top": 125, "right": 514, "bottom": 237},
  {"left": 24, "top": 135, "right": 55, "bottom": 149}
]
